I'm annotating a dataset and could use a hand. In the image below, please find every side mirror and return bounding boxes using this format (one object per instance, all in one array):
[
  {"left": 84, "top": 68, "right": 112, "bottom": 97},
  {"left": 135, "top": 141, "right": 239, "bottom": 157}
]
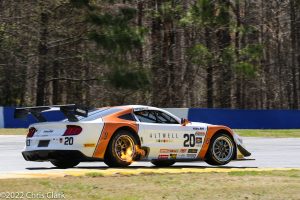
[{"left": 181, "top": 118, "right": 189, "bottom": 126}]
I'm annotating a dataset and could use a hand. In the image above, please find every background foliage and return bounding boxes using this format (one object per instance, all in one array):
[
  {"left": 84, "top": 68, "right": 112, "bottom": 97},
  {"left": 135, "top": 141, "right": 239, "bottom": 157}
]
[{"left": 0, "top": 0, "right": 299, "bottom": 109}]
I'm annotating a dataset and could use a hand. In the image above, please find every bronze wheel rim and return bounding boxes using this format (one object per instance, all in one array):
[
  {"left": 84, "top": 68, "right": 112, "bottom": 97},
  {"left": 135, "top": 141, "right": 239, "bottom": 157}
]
[{"left": 114, "top": 135, "right": 135, "bottom": 162}]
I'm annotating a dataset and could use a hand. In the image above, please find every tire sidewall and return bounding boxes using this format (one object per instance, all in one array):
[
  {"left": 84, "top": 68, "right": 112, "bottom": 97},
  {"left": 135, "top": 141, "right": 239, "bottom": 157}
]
[
  {"left": 50, "top": 159, "right": 80, "bottom": 168},
  {"left": 207, "top": 133, "right": 236, "bottom": 165},
  {"left": 151, "top": 160, "right": 175, "bottom": 167}
]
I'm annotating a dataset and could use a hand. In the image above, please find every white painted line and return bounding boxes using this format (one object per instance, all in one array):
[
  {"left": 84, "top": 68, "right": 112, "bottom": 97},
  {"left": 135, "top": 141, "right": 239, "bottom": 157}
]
[{"left": 0, "top": 107, "right": 4, "bottom": 128}]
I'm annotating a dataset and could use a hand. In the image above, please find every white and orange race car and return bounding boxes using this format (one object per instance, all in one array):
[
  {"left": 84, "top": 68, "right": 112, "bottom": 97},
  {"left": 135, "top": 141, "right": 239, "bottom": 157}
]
[{"left": 15, "top": 105, "right": 251, "bottom": 168}]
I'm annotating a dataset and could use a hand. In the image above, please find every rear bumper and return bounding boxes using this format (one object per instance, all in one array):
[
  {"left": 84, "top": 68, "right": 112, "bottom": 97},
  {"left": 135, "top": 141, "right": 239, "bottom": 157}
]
[{"left": 22, "top": 150, "right": 102, "bottom": 162}]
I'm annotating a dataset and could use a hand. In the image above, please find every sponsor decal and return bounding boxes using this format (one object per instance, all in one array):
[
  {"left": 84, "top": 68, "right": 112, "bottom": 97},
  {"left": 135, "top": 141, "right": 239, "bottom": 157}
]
[
  {"left": 103, "top": 132, "right": 108, "bottom": 139},
  {"left": 206, "top": 138, "right": 210, "bottom": 144},
  {"left": 150, "top": 133, "right": 178, "bottom": 139},
  {"left": 195, "top": 131, "right": 205, "bottom": 136},
  {"left": 188, "top": 149, "right": 198, "bottom": 153},
  {"left": 84, "top": 143, "right": 96, "bottom": 147},
  {"left": 158, "top": 154, "right": 169, "bottom": 159},
  {"left": 159, "top": 149, "right": 178, "bottom": 153},
  {"left": 170, "top": 154, "right": 177, "bottom": 159},
  {"left": 43, "top": 129, "right": 53, "bottom": 133},
  {"left": 76, "top": 108, "right": 87, "bottom": 115},
  {"left": 186, "top": 154, "right": 197, "bottom": 158},
  {"left": 176, "top": 154, "right": 187, "bottom": 158},
  {"left": 196, "top": 137, "right": 203, "bottom": 144},
  {"left": 160, "top": 149, "right": 170, "bottom": 153},
  {"left": 179, "top": 149, "right": 187, "bottom": 153},
  {"left": 133, "top": 107, "right": 148, "bottom": 112},
  {"left": 193, "top": 127, "right": 205, "bottom": 131},
  {"left": 156, "top": 139, "right": 173, "bottom": 143}
]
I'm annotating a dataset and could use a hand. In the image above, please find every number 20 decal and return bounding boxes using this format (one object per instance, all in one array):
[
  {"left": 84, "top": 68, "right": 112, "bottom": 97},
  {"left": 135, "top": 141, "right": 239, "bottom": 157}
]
[
  {"left": 64, "top": 137, "right": 74, "bottom": 145},
  {"left": 183, "top": 134, "right": 195, "bottom": 147}
]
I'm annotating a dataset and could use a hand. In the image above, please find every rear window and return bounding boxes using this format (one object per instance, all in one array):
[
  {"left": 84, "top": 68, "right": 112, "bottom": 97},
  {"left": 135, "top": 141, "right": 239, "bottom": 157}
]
[{"left": 63, "top": 108, "right": 122, "bottom": 122}]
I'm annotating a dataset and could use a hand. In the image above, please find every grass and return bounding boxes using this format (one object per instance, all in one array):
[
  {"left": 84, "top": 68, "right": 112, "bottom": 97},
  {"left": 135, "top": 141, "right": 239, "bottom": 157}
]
[
  {"left": 0, "top": 128, "right": 27, "bottom": 135},
  {"left": 0, "top": 129, "right": 300, "bottom": 138},
  {"left": 0, "top": 170, "right": 299, "bottom": 200},
  {"left": 235, "top": 129, "right": 300, "bottom": 138},
  {"left": 228, "top": 169, "right": 300, "bottom": 178},
  {"left": 85, "top": 172, "right": 105, "bottom": 177}
]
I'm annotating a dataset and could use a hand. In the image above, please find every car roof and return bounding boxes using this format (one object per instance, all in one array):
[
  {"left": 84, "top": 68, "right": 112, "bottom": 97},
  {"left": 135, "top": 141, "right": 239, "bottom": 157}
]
[{"left": 113, "top": 105, "right": 165, "bottom": 111}]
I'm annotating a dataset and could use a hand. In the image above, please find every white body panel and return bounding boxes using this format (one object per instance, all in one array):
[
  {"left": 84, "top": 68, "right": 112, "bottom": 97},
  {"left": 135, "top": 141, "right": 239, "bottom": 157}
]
[
  {"left": 138, "top": 121, "right": 209, "bottom": 160},
  {"left": 25, "top": 118, "right": 104, "bottom": 157}
]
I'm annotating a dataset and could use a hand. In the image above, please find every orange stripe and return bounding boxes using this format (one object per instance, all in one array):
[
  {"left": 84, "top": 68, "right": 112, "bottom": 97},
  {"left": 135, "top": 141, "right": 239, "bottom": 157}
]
[
  {"left": 92, "top": 123, "right": 106, "bottom": 157},
  {"left": 92, "top": 109, "right": 138, "bottom": 159}
]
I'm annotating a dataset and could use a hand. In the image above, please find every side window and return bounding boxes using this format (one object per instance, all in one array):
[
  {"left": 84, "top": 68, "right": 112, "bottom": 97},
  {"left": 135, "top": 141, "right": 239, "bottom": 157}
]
[
  {"left": 134, "top": 111, "right": 157, "bottom": 123},
  {"left": 134, "top": 110, "right": 179, "bottom": 124},
  {"left": 155, "top": 111, "right": 179, "bottom": 124},
  {"left": 118, "top": 113, "right": 136, "bottom": 121}
]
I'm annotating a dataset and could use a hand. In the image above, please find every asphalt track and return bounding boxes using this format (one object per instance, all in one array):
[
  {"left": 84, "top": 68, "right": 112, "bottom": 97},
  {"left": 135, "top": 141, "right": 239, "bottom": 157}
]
[{"left": 0, "top": 135, "right": 300, "bottom": 178}]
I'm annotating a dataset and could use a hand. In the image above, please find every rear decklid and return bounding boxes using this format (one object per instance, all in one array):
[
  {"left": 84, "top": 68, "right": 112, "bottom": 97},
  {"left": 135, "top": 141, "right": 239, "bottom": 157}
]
[{"left": 30, "top": 122, "right": 70, "bottom": 137}]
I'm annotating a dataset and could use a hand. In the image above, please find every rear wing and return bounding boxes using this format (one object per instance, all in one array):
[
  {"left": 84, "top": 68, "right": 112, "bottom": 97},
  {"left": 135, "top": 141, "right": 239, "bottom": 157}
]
[{"left": 14, "top": 104, "right": 88, "bottom": 122}]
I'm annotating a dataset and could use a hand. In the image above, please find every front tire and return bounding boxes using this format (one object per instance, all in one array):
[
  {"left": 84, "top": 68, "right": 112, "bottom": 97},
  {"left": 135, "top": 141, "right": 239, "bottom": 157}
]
[
  {"left": 205, "top": 133, "right": 235, "bottom": 166},
  {"left": 151, "top": 160, "right": 175, "bottom": 167},
  {"left": 104, "top": 130, "right": 138, "bottom": 167},
  {"left": 50, "top": 159, "right": 80, "bottom": 169}
]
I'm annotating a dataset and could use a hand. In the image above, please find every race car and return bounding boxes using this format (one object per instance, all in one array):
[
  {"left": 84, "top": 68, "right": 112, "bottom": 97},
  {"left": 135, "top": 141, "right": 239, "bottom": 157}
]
[{"left": 15, "top": 104, "right": 251, "bottom": 168}]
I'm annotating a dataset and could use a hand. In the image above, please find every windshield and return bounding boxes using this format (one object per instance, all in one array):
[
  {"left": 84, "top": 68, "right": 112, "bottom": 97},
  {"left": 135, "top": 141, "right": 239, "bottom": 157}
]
[{"left": 63, "top": 107, "right": 122, "bottom": 122}]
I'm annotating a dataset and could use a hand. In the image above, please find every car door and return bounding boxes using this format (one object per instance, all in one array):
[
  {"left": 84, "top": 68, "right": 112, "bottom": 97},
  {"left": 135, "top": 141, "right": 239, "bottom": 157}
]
[{"left": 134, "top": 109, "right": 200, "bottom": 160}]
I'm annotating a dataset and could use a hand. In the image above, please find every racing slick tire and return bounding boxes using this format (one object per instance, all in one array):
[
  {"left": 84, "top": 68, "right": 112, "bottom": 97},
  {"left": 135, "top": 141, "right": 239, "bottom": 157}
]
[
  {"left": 151, "top": 160, "right": 175, "bottom": 167},
  {"left": 205, "top": 133, "right": 236, "bottom": 166},
  {"left": 50, "top": 159, "right": 80, "bottom": 169},
  {"left": 104, "top": 129, "right": 138, "bottom": 167}
]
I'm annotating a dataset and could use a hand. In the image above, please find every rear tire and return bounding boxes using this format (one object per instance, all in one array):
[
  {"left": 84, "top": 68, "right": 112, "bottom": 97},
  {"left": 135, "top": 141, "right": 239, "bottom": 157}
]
[
  {"left": 205, "top": 133, "right": 235, "bottom": 166},
  {"left": 104, "top": 130, "right": 138, "bottom": 167},
  {"left": 151, "top": 160, "right": 175, "bottom": 167},
  {"left": 50, "top": 159, "right": 80, "bottom": 169}
]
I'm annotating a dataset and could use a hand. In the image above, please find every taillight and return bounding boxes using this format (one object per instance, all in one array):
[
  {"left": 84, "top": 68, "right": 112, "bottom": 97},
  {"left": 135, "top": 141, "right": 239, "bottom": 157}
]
[
  {"left": 27, "top": 127, "right": 37, "bottom": 138},
  {"left": 63, "top": 125, "right": 82, "bottom": 136}
]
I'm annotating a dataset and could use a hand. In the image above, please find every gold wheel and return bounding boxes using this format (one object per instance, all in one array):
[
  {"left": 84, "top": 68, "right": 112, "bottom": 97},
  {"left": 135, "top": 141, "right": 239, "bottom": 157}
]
[{"left": 114, "top": 135, "right": 135, "bottom": 162}]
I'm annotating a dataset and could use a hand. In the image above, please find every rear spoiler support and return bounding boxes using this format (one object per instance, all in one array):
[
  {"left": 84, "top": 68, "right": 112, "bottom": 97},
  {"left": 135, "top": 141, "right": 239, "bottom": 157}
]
[{"left": 14, "top": 104, "right": 89, "bottom": 122}]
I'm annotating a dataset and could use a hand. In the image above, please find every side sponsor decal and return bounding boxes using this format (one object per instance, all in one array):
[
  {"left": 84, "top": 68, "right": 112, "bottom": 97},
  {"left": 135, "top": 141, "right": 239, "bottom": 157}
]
[
  {"left": 150, "top": 133, "right": 178, "bottom": 139},
  {"left": 158, "top": 154, "right": 169, "bottom": 159},
  {"left": 195, "top": 131, "right": 205, "bottom": 136},
  {"left": 179, "top": 149, "right": 187, "bottom": 153},
  {"left": 193, "top": 127, "right": 205, "bottom": 131},
  {"left": 177, "top": 154, "right": 197, "bottom": 159},
  {"left": 160, "top": 149, "right": 179, "bottom": 153},
  {"left": 170, "top": 154, "right": 177, "bottom": 159},
  {"left": 196, "top": 137, "right": 203, "bottom": 144},
  {"left": 188, "top": 149, "right": 198, "bottom": 153},
  {"left": 156, "top": 139, "right": 173, "bottom": 143},
  {"left": 160, "top": 149, "right": 170, "bottom": 153},
  {"left": 186, "top": 154, "right": 197, "bottom": 159}
]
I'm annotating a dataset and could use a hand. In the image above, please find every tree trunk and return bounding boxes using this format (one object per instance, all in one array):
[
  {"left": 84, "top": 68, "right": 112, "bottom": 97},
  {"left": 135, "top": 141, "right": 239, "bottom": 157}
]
[
  {"left": 36, "top": 11, "right": 49, "bottom": 106},
  {"left": 216, "top": 0, "right": 232, "bottom": 108}
]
